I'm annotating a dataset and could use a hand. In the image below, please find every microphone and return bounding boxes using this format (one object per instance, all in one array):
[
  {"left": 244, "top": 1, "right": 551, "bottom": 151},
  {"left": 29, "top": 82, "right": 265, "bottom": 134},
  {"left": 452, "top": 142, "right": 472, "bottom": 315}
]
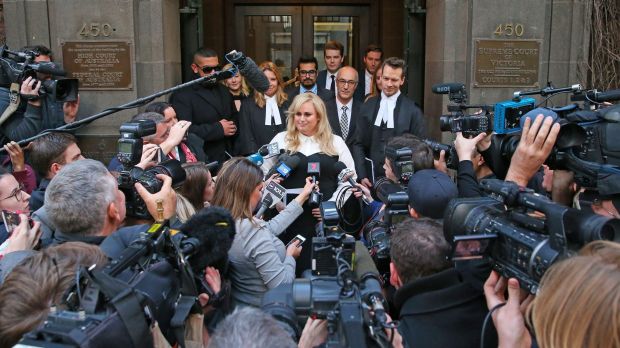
[
  {"left": 431, "top": 82, "right": 465, "bottom": 95},
  {"left": 32, "top": 62, "right": 67, "bottom": 76},
  {"left": 254, "top": 194, "right": 274, "bottom": 218},
  {"left": 179, "top": 206, "right": 237, "bottom": 273},
  {"left": 247, "top": 145, "right": 271, "bottom": 166},
  {"left": 571, "top": 89, "right": 620, "bottom": 103},
  {"left": 354, "top": 242, "right": 389, "bottom": 327},
  {"left": 266, "top": 152, "right": 301, "bottom": 179},
  {"left": 334, "top": 161, "right": 370, "bottom": 204},
  {"left": 225, "top": 50, "right": 270, "bottom": 93}
]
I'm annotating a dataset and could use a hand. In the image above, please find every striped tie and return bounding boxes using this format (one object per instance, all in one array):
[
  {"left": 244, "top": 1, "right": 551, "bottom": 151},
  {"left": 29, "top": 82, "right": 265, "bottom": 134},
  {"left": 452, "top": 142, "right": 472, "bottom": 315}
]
[{"left": 340, "top": 105, "right": 349, "bottom": 139}]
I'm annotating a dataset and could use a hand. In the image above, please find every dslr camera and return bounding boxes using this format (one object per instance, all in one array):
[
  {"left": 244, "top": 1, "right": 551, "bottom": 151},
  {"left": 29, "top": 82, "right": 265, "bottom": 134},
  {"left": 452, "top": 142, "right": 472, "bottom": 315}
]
[
  {"left": 0, "top": 45, "right": 78, "bottom": 102},
  {"left": 117, "top": 119, "right": 186, "bottom": 219},
  {"left": 444, "top": 179, "right": 620, "bottom": 294}
]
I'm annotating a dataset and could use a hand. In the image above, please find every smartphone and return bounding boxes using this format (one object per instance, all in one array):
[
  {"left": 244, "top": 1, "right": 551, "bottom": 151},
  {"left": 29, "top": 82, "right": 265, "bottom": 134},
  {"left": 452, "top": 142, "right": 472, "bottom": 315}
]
[
  {"left": 1, "top": 210, "right": 32, "bottom": 235},
  {"left": 286, "top": 234, "right": 306, "bottom": 248}
]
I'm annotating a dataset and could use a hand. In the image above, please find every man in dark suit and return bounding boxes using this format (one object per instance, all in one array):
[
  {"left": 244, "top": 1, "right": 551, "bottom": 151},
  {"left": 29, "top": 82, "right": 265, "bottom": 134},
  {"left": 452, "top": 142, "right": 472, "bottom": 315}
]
[
  {"left": 322, "top": 66, "right": 360, "bottom": 154},
  {"left": 390, "top": 218, "right": 497, "bottom": 348},
  {"left": 316, "top": 40, "right": 344, "bottom": 96},
  {"left": 354, "top": 44, "right": 383, "bottom": 102},
  {"left": 285, "top": 56, "right": 327, "bottom": 102},
  {"left": 352, "top": 57, "right": 425, "bottom": 187},
  {"left": 170, "top": 47, "right": 237, "bottom": 172}
]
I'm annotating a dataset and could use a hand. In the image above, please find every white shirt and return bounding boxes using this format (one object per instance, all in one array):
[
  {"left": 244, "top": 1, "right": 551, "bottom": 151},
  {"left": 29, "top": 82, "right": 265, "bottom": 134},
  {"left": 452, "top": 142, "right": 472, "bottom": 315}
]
[
  {"left": 364, "top": 69, "right": 373, "bottom": 95},
  {"left": 325, "top": 71, "right": 337, "bottom": 90},
  {"left": 374, "top": 90, "right": 401, "bottom": 128},
  {"left": 261, "top": 131, "right": 356, "bottom": 205},
  {"left": 336, "top": 98, "right": 353, "bottom": 130},
  {"left": 264, "top": 95, "right": 282, "bottom": 126}
]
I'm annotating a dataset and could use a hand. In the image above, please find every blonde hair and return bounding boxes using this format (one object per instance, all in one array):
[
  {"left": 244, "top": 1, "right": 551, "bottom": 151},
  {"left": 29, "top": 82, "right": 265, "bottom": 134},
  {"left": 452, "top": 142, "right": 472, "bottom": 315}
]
[
  {"left": 175, "top": 193, "right": 197, "bottom": 223},
  {"left": 254, "top": 61, "right": 288, "bottom": 108},
  {"left": 211, "top": 158, "right": 263, "bottom": 221},
  {"left": 527, "top": 241, "right": 620, "bottom": 348},
  {"left": 285, "top": 93, "right": 337, "bottom": 156},
  {"left": 221, "top": 63, "right": 251, "bottom": 97}
]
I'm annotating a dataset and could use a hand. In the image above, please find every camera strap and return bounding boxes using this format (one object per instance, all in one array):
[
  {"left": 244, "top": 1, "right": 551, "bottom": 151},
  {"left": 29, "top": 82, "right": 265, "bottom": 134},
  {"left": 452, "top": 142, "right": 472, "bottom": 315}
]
[{"left": 0, "top": 83, "right": 21, "bottom": 127}]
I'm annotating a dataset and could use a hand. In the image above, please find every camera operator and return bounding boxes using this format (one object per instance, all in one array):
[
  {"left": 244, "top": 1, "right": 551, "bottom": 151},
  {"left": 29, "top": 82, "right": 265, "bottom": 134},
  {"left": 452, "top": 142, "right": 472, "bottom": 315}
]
[
  {"left": 0, "top": 242, "right": 109, "bottom": 347},
  {"left": 108, "top": 112, "right": 194, "bottom": 172},
  {"left": 390, "top": 217, "right": 496, "bottom": 348},
  {"left": 354, "top": 134, "right": 435, "bottom": 221},
  {"left": 407, "top": 169, "right": 458, "bottom": 220},
  {"left": 484, "top": 240, "right": 620, "bottom": 348},
  {"left": 38, "top": 159, "right": 176, "bottom": 247},
  {"left": 453, "top": 132, "right": 495, "bottom": 198},
  {"left": 0, "top": 45, "right": 79, "bottom": 145}
]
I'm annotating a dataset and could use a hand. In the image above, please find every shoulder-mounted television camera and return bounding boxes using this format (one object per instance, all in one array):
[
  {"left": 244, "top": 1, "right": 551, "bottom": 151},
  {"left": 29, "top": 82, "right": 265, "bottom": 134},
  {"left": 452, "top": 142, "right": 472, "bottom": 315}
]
[
  {"left": 0, "top": 45, "right": 78, "bottom": 102},
  {"left": 444, "top": 179, "right": 620, "bottom": 294}
]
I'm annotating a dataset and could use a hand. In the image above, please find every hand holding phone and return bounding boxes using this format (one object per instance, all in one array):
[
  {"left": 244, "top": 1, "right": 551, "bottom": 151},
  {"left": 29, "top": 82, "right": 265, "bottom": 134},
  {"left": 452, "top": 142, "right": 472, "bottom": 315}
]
[{"left": 286, "top": 234, "right": 306, "bottom": 248}]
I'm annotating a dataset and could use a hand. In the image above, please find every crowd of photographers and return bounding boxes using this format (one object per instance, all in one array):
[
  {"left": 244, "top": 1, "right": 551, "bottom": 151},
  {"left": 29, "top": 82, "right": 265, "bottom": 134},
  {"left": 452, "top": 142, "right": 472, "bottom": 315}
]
[{"left": 0, "top": 42, "right": 618, "bottom": 348}]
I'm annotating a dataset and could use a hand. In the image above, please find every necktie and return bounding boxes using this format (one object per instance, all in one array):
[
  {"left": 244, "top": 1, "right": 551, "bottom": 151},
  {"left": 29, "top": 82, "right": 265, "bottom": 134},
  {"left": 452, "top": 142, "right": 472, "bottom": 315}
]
[
  {"left": 330, "top": 75, "right": 335, "bottom": 91},
  {"left": 340, "top": 105, "right": 349, "bottom": 139}
]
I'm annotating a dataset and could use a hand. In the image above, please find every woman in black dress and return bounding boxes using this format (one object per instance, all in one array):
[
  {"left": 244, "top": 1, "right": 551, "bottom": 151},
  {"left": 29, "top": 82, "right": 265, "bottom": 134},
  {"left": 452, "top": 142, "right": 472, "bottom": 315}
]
[{"left": 236, "top": 61, "right": 289, "bottom": 156}]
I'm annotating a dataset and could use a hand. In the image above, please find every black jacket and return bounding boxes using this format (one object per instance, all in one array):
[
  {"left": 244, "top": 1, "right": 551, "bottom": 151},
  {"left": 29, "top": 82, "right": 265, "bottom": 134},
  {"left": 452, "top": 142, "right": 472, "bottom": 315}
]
[
  {"left": 235, "top": 97, "right": 288, "bottom": 156},
  {"left": 170, "top": 83, "right": 237, "bottom": 169},
  {"left": 29, "top": 178, "right": 50, "bottom": 213},
  {"left": 353, "top": 68, "right": 369, "bottom": 102},
  {"left": 284, "top": 84, "right": 328, "bottom": 103},
  {"left": 323, "top": 95, "right": 361, "bottom": 151},
  {"left": 394, "top": 268, "right": 497, "bottom": 348},
  {"left": 352, "top": 94, "right": 426, "bottom": 180}
]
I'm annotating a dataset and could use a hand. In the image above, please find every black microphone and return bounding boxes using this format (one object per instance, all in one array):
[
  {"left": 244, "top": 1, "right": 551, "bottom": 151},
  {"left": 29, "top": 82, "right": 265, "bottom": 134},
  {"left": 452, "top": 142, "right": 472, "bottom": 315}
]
[
  {"left": 334, "top": 161, "right": 370, "bottom": 204},
  {"left": 179, "top": 206, "right": 236, "bottom": 273},
  {"left": 32, "top": 62, "right": 67, "bottom": 76},
  {"left": 431, "top": 82, "right": 465, "bottom": 95},
  {"left": 354, "top": 242, "right": 389, "bottom": 327},
  {"left": 571, "top": 89, "right": 620, "bottom": 103},
  {"left": 225, "top": 50, "right": 270, "bottom": 93},
  {"left": 266, "top": 152, "right": 301, "bottom": 179},
  {"left": 254, "top": 194, "right": 274, "bottom": 219}
]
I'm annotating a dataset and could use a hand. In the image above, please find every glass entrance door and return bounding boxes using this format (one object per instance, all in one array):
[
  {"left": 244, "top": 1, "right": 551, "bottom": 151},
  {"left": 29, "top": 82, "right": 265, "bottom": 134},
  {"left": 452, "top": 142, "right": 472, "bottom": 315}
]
[{"left": 235, "top": 5, "right": 370, "bottom": 79}]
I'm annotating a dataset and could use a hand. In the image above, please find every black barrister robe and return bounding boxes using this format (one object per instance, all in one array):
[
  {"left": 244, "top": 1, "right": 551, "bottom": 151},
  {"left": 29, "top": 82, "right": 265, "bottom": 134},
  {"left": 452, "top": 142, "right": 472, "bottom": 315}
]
[
  {"left": 351, "top": 94, "right": 426, "bottom": 180},
  {"left": 235, "top": 97, "right": 289, "bottom": 156}
]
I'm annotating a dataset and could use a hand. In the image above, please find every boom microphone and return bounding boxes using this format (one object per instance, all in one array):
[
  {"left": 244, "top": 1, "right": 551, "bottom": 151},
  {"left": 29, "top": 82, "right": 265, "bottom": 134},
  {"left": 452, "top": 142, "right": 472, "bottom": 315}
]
[
  {"left": 225, "top": 50, "right": 270, "bottom": 93},
  {"left": 431, "top": 82, "right": 465, "bottom": 95},
  {"left": 179, "top": 206, "right": 236, "bottom": 273}
]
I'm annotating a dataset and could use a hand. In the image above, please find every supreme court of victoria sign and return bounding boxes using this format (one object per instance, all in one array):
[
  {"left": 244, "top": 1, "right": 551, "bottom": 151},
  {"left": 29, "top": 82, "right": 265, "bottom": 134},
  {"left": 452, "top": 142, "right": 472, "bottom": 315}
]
[
  {"left": 474, "top": 39, "right": 541, "bottom": 88},
  {"left": 61, "top": 41, "right": 133, "bottom": 90}
]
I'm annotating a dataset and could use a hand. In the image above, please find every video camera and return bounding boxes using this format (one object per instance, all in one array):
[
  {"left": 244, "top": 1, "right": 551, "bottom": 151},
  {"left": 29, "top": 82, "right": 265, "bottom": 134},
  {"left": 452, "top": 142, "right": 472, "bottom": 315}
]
[
  {"left": 444, "top": 179, "right": 620, "bottom": 294},
  {"left": 489, "top": 87, "right": 620, "bottom": 190},
  {"left": 21, "top": 210, "right": 236, "bottom": 347},
  {"left": 262, "top": 231, "right": 395, "bottom": 347},
  {"left": 116, "top": 119, "right": 186, "bottom": 219},
  {"left": 432, "top": 82, "right": 493, "bottom": 137},
  {"left": 0, "top": 45, "right": 78, "bottom": 102}
]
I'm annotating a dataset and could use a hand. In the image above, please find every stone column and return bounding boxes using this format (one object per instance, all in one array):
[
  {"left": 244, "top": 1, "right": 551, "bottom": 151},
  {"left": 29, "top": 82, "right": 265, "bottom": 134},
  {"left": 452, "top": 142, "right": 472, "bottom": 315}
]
[
  {"left": 424, "top": 0, "right": 589, "bottom": 142},
  {"left": 3, "top": 0, "right": 181, "bottom": 163}
]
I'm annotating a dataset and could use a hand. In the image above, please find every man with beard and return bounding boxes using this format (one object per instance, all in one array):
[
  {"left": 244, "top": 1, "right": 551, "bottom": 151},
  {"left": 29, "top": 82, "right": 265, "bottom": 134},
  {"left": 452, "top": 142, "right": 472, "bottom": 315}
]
[
  {"left": 285, "top": 56, "right": 327, "bottom": 101},
  {"left": 170, "top": 47, "right": 237, "bottom": 172}
]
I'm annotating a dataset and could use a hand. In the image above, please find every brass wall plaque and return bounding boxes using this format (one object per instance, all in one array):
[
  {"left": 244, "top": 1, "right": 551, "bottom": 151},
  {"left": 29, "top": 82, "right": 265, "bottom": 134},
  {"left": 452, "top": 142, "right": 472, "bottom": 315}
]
[
  {"left": 474, "top": 39, "right": 541, "bottom": 87},
  {"left": 61, "top": 41, "right": 132, "bottom": 90}
]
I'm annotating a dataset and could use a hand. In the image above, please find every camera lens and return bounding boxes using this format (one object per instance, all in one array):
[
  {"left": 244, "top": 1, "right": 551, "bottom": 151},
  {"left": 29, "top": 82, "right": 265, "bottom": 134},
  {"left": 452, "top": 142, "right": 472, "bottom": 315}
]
[{"left": 439, "top": 115, "right": 453, "bottom": 132}]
